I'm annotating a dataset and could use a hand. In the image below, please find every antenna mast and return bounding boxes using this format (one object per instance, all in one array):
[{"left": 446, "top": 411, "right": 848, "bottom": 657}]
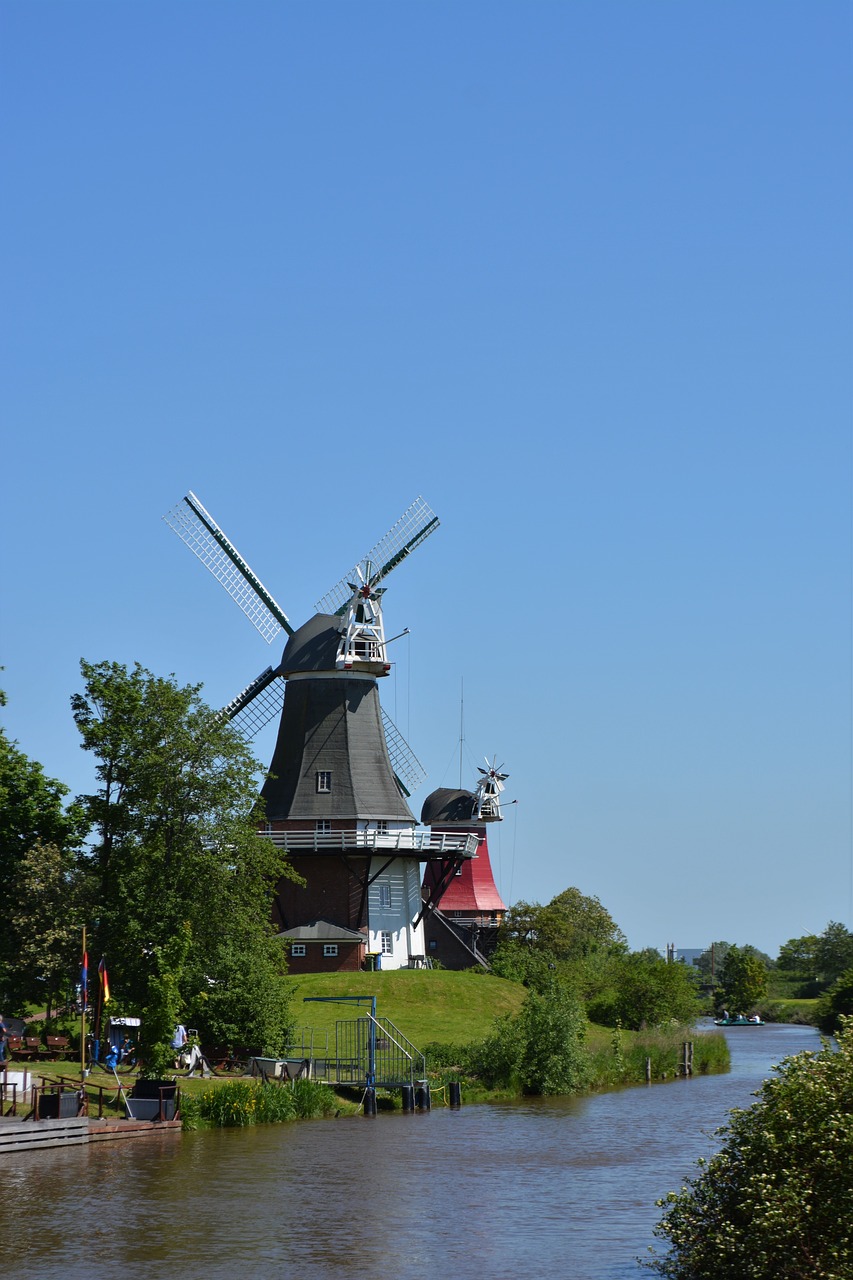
[{"left": 459, "top": 678, "right": 464, "bottom": 789}]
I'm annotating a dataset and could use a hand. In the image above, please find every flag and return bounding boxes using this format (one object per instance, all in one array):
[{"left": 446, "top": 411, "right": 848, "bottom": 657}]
[
  {"left": 98, "top": 957, "right": 110, "bottom": 1004},
  {"left": 81, "top": 949, "right": 88, "bottom": 1010}
]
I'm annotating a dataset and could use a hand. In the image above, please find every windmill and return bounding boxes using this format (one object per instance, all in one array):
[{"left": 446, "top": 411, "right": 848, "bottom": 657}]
[
  {"left": 420, "top": 757, "right": 510, "bottom": 969},
  {"left": 164, "top": 492, "right": 478, "bottom": 971},
  {"left": 475, "top": 757, "right": 509, "bottom": 822}
]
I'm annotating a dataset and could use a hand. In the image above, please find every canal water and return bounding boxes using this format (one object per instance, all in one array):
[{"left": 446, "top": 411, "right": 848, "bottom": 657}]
[{"left": 0, "top": 1022, "right": 822, "bottom": 1280}]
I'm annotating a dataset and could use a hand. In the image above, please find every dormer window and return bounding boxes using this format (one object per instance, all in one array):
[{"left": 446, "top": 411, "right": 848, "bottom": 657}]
[{"left": 316, "top": 771, "right": 332, "bottom": 793}]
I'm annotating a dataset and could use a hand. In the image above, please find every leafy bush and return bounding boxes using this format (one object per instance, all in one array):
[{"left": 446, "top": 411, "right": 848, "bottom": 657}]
[
  {"left": 588, "top": 950, "right": 700, "bottom": 1030},
  {"left": 648, "top": 1018, "right": 853, "bottom": 1278},
  {"left": 816, "top": 966, "right": 853, "bottom": 1035},
  {"left": 451, "top": 983, "right": 591, "bottom": 1096}
]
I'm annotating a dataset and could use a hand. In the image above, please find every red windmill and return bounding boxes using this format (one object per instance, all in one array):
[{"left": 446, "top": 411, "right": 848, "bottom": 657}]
[{"left": 420, "top": 758, "right": 509, "bottom": 969}]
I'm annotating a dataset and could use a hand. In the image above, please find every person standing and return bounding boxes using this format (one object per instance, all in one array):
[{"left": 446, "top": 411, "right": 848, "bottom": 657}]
[
  {"left": 0, "top": 1015, "right": 9, "bottom": 1063},
  {"left": 171, "top": 1023, "right": 187, "bottom": 1066}
]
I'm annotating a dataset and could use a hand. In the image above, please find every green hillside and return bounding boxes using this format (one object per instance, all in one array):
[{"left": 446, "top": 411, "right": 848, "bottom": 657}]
[{"left": 287, "top": 969, "right": 526, "bottom": 1050}]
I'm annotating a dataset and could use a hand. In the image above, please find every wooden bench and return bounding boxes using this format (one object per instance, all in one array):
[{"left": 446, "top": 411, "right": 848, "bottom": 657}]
[
  {"left": 45, "top": 1036, "right": 73, "bottom": 1061},
  {"left": 16, "top": 1037, "right": 44, "bottom": 1062},
  {"left": 5, "top": 1035, "right": 24, "bottom": 1060}
]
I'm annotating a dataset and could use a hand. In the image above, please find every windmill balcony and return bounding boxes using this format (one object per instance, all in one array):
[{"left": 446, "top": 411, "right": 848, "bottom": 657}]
[{"left": 259, "top": 828, "right": 479, "bottom": 859}]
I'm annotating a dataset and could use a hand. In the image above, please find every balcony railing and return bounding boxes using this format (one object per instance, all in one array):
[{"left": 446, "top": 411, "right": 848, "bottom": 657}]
[{"left": 259, "top": 828, "right": 479, "bottom": 858}]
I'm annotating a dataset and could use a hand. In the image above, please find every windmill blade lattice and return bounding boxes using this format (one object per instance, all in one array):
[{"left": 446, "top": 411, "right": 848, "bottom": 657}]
[
  {"left": 222, "top": 667, "right": 285, "bottom": 739},
  {"left": 164, "top": 492, "right": 293, "bottom": 643},
  {"left": 315, "top": 496, "right": 439, "bottom": 616},
  {"left": 381, "top": 709, "right": 428, "bottom": 797}
]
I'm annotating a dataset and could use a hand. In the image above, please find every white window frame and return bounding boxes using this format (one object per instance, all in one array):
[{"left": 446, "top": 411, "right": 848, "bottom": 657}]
[
  {"left": 376, "top": 819, "right": 388, "bottom": 834},
  {"left": 316, "top": 770, "right": 332, "bottom": 793},
  {"left": 323, "top": 944, "right": 338, "bottom": 958},
  {"left": 380, "top": 931, "right": 393, "bottom": 956},
  {"left": 316, "top": 819, "right": 332, "bottom": 836},
  {"left": 378, "top": 883, "right": 391, "bottom": 908},
  {"left": 291, "top": 944, "right": 306, "bottom": 957}
]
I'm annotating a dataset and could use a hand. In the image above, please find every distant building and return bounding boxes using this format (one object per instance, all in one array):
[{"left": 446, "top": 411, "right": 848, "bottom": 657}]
[{"left": 662, "top": 947, "right": 705, "bottom": 967}]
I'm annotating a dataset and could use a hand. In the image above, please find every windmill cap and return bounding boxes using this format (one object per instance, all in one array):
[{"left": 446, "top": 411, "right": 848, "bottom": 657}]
[
  {"left": 421, "top": 788, "right": 478, "bottom": 826},
  {"left": 280, "top": 613, "right": 344, "bottom": 676}
]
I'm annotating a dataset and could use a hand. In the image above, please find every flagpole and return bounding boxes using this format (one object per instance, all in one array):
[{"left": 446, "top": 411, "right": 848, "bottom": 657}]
[
  {"left": 94, "top": 960, "right": 103, "bottom": 1062},
  {"left": 80, "top": 926, "right": 87, "bottom": 1080}
]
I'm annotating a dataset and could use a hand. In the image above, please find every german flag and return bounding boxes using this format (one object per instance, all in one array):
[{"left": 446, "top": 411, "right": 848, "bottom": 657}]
[{"left": 98, "top": 957, "right": 110, "bottom": 1004}]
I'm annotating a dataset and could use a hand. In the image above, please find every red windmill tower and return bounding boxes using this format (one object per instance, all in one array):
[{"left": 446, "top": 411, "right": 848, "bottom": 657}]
[{"left": 420, "top": 758, "right": 509, "bottom": 968}]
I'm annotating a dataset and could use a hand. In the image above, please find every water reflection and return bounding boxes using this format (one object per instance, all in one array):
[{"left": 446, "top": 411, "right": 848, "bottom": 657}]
[{"left": 0, "top": 1023, "right": 822, "bottom": 1280}]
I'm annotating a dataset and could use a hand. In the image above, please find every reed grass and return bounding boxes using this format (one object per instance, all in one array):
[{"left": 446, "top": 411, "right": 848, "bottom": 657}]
[{"left": 180, "top": 1078, "right": 340, "bottom": 1128}]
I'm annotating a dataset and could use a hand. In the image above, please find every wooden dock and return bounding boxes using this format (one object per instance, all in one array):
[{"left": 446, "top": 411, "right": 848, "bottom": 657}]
[{"left": 0, "top": 1116, "right": 181, "bottom": 1154}]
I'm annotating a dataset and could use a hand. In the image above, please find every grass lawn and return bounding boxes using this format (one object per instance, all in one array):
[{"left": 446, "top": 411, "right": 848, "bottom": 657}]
[
  {"left": 289, "top": 969, "right": 527, "bottom": 1049},
  {"left": 767, "top": 997, "right": 819, "bottom": 1024}
]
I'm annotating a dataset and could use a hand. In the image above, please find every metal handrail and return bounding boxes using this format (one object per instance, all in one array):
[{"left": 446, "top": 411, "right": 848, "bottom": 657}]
[{"left": 259, "top": 829, "right": 478, "bottom": 856}]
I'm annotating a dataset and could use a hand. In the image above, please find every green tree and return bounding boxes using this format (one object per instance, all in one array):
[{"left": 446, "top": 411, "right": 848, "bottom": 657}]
[
  {"left": 6, "top": 840, "right": 85, "bottom": 1015},
  {"left": 590, "top": 949, "right": 700, "bottom": 1030},
  {"left": 649, "top": 1019, "right": 853, "bottom": 1278},
  {"left": 140, "top": 926, "right": 192, "bottom": 1077},
  {"left": 493, "top": 886, "right": 625, "bottom": 989},
  {"left": 514, "top": 887, "right": 626, "bottom": 959},
  {"left": 816, "top": 966, "right": 853, "bottom": 1036},
  {"left": 716, "top": 945, "right": 767, "bottom": 1014},
  {"left": 776, "top": 933, "right": 821, "bottom": 996},
  {"left": 694, "top": 941, "right": 733, "bottom": 984},
  {"left": 0, "top": 688, "right": 87, "bottom": 1008},
  {"left": 814, "top": 921, "right": 853, "bottom": 988},
  {"left": 72, "top": 659, "right": 299, "bottom": 1055},
  {"left": 777, "top": 932, "right": 819, "bottom": 978}
]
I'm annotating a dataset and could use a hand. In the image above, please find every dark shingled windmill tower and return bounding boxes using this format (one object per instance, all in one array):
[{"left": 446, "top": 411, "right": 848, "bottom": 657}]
[{"left": 164, "top": 493, "right": 477, "bottom": 971}]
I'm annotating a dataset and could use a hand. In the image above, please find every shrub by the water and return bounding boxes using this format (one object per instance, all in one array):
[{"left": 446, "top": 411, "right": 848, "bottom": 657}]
[
  {"left": 426, "top": 983, "right": 590, "bottom": 1095},
  {"left": 647, "top": 1017, "right": 853, "bottom": 1278},
  {"left": 427, "top": 1018, "right": 729, "bottom": 1096}
]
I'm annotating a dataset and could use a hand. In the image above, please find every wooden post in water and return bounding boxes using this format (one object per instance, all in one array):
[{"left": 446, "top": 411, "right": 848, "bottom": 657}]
[
  {"left": 680, "top": 1041, "right": 695, "bottom": 1076},
  {"left": 645, "top": 1057, "right": 652, "bottom": 1083}
]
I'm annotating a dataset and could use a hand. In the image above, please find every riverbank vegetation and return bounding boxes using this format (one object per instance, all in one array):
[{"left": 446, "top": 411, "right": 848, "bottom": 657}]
[
  {"left": 180, "top": 1077, "right": 342, "bottom": 1128},
  {"left": 426, "top": 1016, "right": 729, "bottom": 1100},
  {"left": 648, "top": 1018, "right": 853, "bottom": 1278}
]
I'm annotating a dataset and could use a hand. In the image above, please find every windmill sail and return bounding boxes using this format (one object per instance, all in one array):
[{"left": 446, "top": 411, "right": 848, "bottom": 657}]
[
  {"left": 223, "top": 667, "right": 285, "bottom": 739},
  {"left": 381, "top": 708, "right": 427, "bottom": 796},
  {"left": 315, "top": 496, "right": 439, "bottom": 616},
  {"left": 164, "top": 492, "right": 293, "bottom": 643}
]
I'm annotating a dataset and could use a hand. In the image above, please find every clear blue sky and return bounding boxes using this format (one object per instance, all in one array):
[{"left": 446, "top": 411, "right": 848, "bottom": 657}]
[{"left": 2, "top": 1, "right": 851, "bottom": 958}]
